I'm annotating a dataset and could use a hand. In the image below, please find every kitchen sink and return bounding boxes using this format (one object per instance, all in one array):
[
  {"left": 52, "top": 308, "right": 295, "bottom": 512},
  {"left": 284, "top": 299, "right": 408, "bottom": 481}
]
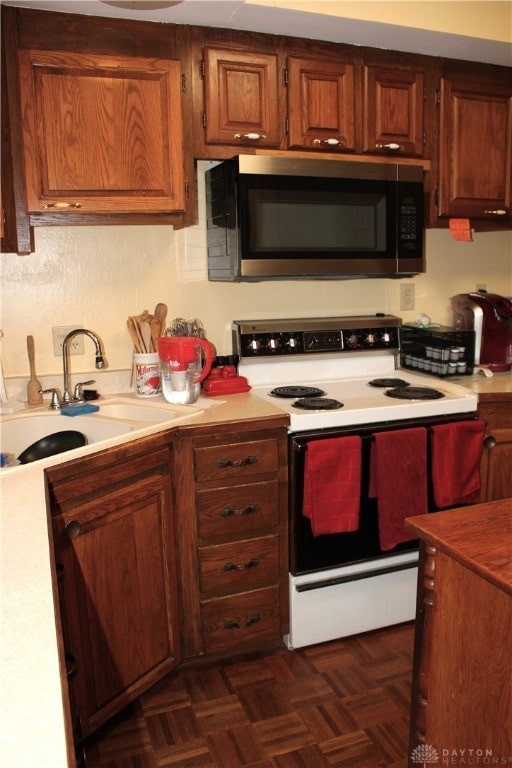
[
  {"left": 0, "top": 413, "right": 134, "bottom": 460},
  {"left": 0, "top": 398, "right": 203, "bottom": 464},
  {"left": 97, "top": 400, "right": 184, "bottom": 422}
]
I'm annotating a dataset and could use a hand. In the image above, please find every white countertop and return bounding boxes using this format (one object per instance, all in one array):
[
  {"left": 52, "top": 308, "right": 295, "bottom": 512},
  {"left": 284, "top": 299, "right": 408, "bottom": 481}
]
[{"left": 0, "top": 391, "right": 286, "bottom": 768}]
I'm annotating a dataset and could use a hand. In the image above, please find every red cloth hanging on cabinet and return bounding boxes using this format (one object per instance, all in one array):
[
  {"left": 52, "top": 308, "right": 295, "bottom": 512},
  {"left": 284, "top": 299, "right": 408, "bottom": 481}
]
[
  {"left": 369, "top": 427, "right": 428, "bottom": 551},
  {"left": 302, "top": 436, "right": 362, "bottom": 536},
  {"left": 430, "top": 419, "right": 486, "bottom": 508}
]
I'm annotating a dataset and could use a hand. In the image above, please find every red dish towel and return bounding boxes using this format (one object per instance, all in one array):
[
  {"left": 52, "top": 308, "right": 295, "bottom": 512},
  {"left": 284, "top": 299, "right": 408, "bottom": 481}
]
[
  {"left": 430, "top": 419, "right": 486, "bottom": 508},
  {"left": 369, "top": 428, "right": 428, "bottom": 551},
  {"left": 302, "top": 436, "right": 362, "bottom": 536}
]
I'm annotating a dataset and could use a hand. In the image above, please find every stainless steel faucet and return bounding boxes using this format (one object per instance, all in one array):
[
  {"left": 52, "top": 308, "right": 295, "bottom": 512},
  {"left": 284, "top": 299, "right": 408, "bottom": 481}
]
[{"left": 61, "top": 328, "right": 106, "bottom": 404}]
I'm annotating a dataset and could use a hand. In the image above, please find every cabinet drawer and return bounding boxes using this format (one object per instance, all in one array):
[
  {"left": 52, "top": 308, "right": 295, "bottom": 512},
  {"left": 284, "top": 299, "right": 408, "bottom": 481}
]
[
  {"left": 199, "top": 535, "right": 279, "bottom": 598},
  {"left": 194, "top": 439, "right": 279, "bottom": 482},
  {"left": 196, "top": 481, "right": 278, "bottom": 541},
  {"left": 201, "top": 585, "right": 280, "bottom": 655}
]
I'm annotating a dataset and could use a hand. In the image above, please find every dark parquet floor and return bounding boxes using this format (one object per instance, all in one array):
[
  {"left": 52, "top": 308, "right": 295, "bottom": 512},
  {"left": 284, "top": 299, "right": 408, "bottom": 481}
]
[{"left": 85, "top": 622, "right": 414, "bottom": 768}]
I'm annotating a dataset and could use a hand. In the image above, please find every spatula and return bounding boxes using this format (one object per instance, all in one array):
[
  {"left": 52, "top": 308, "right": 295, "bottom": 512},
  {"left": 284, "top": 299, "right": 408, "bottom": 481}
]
[{"left": 26, "top": 335, "right": 43, "bottom": 405}]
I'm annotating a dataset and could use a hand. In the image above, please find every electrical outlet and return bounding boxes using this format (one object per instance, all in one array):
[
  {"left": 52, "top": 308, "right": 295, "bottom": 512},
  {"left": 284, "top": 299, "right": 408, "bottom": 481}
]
[
  {"left": 400, "top": 283, "right": 415, "bottom": 311},
  {"left": 52, "top": 326, "right": 85, "bottom": 356}
]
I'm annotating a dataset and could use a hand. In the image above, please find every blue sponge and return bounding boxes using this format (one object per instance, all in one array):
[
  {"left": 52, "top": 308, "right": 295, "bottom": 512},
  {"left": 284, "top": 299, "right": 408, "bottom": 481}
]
[{"left": 61, "top": 403, "right": 100, "bottom": 416}]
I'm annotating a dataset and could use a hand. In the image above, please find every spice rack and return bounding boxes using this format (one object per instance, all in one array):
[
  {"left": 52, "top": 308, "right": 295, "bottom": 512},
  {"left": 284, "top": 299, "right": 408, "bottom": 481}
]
[{"left": 400, "top": 325, "right": 476, "bottom": 377}]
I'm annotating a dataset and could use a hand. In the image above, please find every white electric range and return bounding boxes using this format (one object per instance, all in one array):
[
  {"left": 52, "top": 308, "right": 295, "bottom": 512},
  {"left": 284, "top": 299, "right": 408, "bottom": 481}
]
[{"left": 232, "top": 315, "right": 479, "bottom": 648}]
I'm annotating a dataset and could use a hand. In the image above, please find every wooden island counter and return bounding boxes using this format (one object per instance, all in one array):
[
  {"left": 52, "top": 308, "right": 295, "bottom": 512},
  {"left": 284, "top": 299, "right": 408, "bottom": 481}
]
[{"left": 406, "top": 499, "right": 512, "bottom": 766}]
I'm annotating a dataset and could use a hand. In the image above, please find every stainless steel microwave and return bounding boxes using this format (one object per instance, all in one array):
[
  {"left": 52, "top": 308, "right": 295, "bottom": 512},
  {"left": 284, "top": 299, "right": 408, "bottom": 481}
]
[{"left": 206, "top": 155, "right": 425, "bottom": 281}]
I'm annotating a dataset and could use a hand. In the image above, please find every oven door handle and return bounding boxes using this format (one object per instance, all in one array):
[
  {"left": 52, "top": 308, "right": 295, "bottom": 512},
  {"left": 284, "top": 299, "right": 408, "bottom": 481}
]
[{"left": 295, "top": 559, "right": 418, "bottom": 592}]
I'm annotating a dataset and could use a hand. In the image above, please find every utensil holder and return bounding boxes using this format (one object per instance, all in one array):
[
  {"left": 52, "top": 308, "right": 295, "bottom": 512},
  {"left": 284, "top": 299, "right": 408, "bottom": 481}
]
[{"left": 133, "top": 352, "right": 161, "bottom": 397}]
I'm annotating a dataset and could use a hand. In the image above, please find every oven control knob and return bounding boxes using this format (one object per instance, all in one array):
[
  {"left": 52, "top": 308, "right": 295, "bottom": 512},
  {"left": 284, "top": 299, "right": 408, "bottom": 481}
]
[
  {"left": 267, "top": 335, "right": 280, "bottom": 351},
  {"left": 344, "top": 332, "right": 359, "bottom": 349},
  {"left": 285, "top": 335, "right": 300, "bottom": 351},
  {"left": 247, "top": 337, "right": 261, "bottom": 352}
]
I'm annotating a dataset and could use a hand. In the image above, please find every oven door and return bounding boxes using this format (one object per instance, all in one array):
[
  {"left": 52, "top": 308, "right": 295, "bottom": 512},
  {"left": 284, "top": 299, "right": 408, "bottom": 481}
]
[
  {"left": 284, "top": 413, "right": 479, "bottom": 649},
  {"left": 289, "top": 413, "right": 478, "bottom": 575}
]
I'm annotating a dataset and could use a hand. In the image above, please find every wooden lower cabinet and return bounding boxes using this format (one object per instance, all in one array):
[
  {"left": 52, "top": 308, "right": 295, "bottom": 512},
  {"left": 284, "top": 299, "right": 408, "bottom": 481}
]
[
  {"left": 406, "top": 502, "right": 512, "bottom": 765},
  {"left": 478, "top": 398, "right": 512, "bottom": 501},
  {"left": 47, "top": 434, "right": 181, "bottom": 743},
  {"left": 174, "top": 418, "right": 289, "bottom": 659}
]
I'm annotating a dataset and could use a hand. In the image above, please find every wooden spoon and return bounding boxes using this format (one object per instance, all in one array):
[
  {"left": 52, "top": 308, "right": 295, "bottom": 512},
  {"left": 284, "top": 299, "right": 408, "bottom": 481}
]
[
  {"left": 140, "top": 321, "right": 152, "bottom": 354},
  {"left": 150, "top": 317, "right": 161, "bottom": 351},
  {"left": 154, "top": 302, "right": 167, "bottom": 334},
  {"left": 26, "top": 335, "right": 43, "bottom": 405},
  {"left": 129, "top": 316, "right": 145, "bottom": 352},
  {"left": 127, "top": 318, "right": 142, "bottom": 353}
]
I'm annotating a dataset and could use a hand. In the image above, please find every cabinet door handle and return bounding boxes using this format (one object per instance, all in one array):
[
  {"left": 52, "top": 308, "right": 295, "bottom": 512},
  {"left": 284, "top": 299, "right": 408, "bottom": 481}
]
[
  {"left": 484, "top": 435, "right": 497, "bottom": 449},
  {"left": 65, "top": 520, "right": 82, "bottom": 540},
  {"left": 224, "top": 613, "right": 262, "bottom": 630},
  {"left": 220, "top": 503, "right": 259, "bottom": 518},
  {"left": 375, "top": 142, "right": 402, "bottom": 151},
  {"left": 40, "top": 202, "right": 82, "bottom": 209},
  {"left": 223, "top": 557, "right": 260, "bottom": 572},
  {"left": 233, "top": 132, "right": 266, "bottom": 140},
  {"left": 65, "top": 652, "right": 78, "bottom": 678},
  {"left": 312, "top": 137, "right": 342, "bottom": 146},
  {"left": 217, "top": 455, "right": 257, "bottom": 468},
  {"left": 483, "top": 209, "right": 507, "bottom": 215}
]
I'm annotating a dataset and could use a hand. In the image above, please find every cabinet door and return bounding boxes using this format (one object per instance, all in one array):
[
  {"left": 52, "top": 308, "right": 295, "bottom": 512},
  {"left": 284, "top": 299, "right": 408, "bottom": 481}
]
[
  {"left": 202, "top": 47, "right": 280, "bottom": 147},
  {"left": 363, "top": 64, "right": 424, "bottom": 156},
  {"left": 286, "top": 56, "right": 355, "bottom": 151},
  {"left": 18, "top": 49, "right": 185, "bottom": 213},
  {"left": 438, "top": 75, "right": 512, "bottom": 219},
  {"left": 480, "top": 428, "right": 512, "bottom": 501},
  {"left": 51, "top": 453, "right": 179, "bottom": 737}
]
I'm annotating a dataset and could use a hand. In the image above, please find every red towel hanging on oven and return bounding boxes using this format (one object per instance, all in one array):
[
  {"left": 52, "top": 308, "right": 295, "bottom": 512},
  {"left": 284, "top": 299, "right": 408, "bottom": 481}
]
[
  {"left": 302, "top": 436, "right": 362, "bottom": 536},
  {"left": 430, "top": 419, "right": 486, "bottom": 508},
  {"left": 369, "top": 427, "right": 428, "bottom": 551}
]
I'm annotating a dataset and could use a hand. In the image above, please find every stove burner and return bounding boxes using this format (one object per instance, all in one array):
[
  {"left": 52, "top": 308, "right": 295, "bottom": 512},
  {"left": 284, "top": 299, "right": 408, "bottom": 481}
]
[
  {"left": 293, "top": 397, "right": 344, "bottom": 411},
  {"left": 270, "top": 385, "right": 326, "bottom": 398},
  {"left": 385, "top": 386, "right": 445, "bottom": 400},
  {"left": 369, "top": 377, "right": 410, "bottom": 388}
]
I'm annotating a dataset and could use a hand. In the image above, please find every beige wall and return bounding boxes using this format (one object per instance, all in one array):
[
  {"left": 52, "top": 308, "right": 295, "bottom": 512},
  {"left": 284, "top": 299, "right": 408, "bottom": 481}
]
[{"left": 1, "top": 163, "right": 511, "bottom": 386}]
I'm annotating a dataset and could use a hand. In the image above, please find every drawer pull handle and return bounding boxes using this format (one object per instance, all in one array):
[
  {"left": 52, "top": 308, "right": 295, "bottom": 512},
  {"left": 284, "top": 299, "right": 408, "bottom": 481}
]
[
  {"left": 234, "top": 132, "right": 266, "bottom": 140},
  {"left": 224, "top": 613, "right": 262, "bottom": 630},
  {"left": 41, "top": 202, "right": 82, "bottom": 209},
  {"left": 484, "top": 435, "right": 497, "bottom": 449},
  {"left": 217, "top": 455, "right": 257, "bottom": 469},
  {"left": 483, "top": 209, "right": 507, "bottom": 215},
  {"left": 223, "top": 557, "right": 260, "bottom": 572},
  {"left": 312, "top": 137, "right": 342, "bottom": 146},
  {"left": 375, "top": 142, "right": 401, "bottom": 151},
  {"left": 220, "top": 503, "right": 259, "bottom": 518}
]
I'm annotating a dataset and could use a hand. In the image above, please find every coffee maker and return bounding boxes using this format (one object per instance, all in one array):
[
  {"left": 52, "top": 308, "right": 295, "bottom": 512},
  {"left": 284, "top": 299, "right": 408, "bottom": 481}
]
[{"left": 451, "top": 291, "right": 512, "bottom": 372}]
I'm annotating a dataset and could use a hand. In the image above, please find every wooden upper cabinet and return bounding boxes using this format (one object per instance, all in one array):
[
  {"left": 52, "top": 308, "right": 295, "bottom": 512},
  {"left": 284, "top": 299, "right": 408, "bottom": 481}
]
[
  {"left": 286, "top": 56, "right": 355, "bottom": 151},
  {"left": 363, "top": 64, "right": 424, "bottom": 156},
  {"left": 438, "top": 74, "right": 512, "bottom": 220},
  {"left": 201, "top": 47, "right": 281, "bottom": 148},
  {"left": 17, "top": 49, "right": 185, "bottom": 214}
]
